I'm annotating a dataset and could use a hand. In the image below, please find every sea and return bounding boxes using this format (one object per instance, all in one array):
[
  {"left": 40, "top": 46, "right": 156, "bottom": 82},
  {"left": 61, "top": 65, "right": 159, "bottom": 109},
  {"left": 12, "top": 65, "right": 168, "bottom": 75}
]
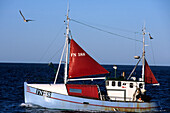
[{"left": 0, "top": 63, "right": 170, "bottom": 113}]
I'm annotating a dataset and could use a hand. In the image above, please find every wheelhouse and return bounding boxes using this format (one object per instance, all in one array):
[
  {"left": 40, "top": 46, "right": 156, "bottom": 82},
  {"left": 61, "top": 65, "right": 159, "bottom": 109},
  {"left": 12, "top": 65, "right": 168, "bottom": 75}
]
[{"left": 106, "top": 80, "right": 145, "bottom": 102}]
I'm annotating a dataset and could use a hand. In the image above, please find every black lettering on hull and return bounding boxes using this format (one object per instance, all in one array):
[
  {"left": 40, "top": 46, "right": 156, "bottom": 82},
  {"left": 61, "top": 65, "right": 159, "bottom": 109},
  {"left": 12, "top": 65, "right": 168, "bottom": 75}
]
[{"left": 36, "top": 89, "right": 51, "bottom": 98}]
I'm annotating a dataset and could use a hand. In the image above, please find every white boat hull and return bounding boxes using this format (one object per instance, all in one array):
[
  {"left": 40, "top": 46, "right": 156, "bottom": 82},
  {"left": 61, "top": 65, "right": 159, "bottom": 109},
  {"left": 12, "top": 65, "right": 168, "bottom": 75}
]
[{"left": 24, "top": 82, "right": 159, "bottom": 112}]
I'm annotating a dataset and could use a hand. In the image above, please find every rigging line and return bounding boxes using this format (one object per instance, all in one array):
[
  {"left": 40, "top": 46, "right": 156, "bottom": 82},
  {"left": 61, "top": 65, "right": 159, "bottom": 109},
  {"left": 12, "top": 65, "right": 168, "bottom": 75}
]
[
  {"left": 134, "top": 33, "right": 137, "bottom": 64},
  {"left": 71, "top": 18, "right": 142, "bottom": 35},
  {"left": 84, "top": 21, "right": 142, "bottom": 35},
  {"left": 150, "top": 40, "right": 156, "bottom": 65},
  {"left": 39, "top": 25, "right": 64, "bottom": 62},
  {"left": 47, "top": 44, "right": 64, "bottom": 62},
  {"left": 70, "top": 19, "right": 142, "bottom": 43}
]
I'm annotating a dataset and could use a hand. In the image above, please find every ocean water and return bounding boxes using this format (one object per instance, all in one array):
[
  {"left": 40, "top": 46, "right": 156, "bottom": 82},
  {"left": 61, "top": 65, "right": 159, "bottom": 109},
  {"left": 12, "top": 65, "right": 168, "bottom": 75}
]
[{"left": 0, "top": 63, "right": 169, "bottom": 113}]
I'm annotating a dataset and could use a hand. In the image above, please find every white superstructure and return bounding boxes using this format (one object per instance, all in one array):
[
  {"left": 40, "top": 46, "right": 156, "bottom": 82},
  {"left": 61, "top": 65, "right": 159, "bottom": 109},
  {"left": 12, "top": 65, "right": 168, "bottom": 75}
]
[{"left": 106, "top": 80, "right": 145, "bottom": 101}]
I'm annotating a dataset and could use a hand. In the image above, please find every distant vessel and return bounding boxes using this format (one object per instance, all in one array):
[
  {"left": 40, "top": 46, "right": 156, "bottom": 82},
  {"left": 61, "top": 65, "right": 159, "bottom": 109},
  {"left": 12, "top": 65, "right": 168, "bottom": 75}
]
[{"left": 24, "top": 5, "right": 160, "bottom": 112}]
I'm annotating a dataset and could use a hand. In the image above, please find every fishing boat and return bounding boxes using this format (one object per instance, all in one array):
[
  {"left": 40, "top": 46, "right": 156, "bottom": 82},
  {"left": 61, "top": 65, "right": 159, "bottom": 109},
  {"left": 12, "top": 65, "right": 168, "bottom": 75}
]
[{"left": 24, "top": 6, "right": 160, "bottom": 112}]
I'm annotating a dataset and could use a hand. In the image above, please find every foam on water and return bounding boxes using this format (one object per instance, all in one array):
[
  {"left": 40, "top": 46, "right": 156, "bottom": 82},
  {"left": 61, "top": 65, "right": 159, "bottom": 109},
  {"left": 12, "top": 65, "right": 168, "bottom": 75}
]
[{"left": 20, "top": 103, "right": 34, "bottom": 108}]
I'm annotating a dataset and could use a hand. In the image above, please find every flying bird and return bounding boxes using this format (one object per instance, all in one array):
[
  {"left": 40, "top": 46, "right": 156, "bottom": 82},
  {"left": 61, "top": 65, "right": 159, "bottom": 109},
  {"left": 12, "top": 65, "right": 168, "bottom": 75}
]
[{"left": 19, "top": 10, "right": 34, "bottom": 22}]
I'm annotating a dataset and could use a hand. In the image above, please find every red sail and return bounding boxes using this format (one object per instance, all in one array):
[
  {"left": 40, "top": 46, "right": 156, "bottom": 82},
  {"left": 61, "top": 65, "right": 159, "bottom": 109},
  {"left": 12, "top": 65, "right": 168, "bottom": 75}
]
[
  {"left": 144, "top": 59, "right": 158, "bottom": 84},
  {"left": 69, "top": 39, "right": 109, "bottom": 78}
]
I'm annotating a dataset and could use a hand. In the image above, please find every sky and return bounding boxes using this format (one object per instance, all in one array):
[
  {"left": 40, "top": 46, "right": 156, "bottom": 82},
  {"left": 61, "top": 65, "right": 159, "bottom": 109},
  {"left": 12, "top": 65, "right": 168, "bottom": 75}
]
[{"left": 0, "top": 0, "right": 170, "bottom": 66}]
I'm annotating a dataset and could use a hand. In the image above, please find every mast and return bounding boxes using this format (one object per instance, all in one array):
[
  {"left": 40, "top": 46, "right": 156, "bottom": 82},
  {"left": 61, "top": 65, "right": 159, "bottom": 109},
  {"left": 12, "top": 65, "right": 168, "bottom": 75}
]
[
  {"left": 64, "top": 3, "right": 70, "bottom": 84},
  {"left": 142, "top": 23, "right": 146, "bottom": 81},
  {"left": 53, "top": 3, "right": 70, "bottom": 84}
]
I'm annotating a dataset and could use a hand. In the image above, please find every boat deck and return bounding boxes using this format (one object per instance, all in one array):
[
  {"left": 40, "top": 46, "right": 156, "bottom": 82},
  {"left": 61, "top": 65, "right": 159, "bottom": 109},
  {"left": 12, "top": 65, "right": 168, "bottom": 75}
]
[{"left": 27, "top": 84, "right": 68, "bottom": 95}]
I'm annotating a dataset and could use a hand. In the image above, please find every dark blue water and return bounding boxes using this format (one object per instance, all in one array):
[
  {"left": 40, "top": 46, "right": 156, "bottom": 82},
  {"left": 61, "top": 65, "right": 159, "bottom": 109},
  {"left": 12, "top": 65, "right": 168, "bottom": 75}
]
[{"left": 0, "top": 63, "right": 169, "bottom": 113}]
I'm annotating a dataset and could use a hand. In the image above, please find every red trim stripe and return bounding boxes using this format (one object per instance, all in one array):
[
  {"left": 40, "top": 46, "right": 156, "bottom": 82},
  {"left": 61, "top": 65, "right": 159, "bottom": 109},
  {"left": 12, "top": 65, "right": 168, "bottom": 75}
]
[
  {"left": 27, "top": 90, "right": 36, "bottom": 95},
  {"left": 27, "top": 90, "right": 158, "bottom": 109}
]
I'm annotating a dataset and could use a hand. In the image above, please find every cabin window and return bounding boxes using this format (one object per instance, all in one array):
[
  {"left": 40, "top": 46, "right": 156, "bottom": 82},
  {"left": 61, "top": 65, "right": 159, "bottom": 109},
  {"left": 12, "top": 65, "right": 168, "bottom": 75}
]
[
  {"left": 106, "top": 81, "right": 109, "bottom": 86},
  {"left": 118, "top": 81, "right": 121, "bottom": 87},
  {"left": 130, "top": 83, "right": 133, "bottom": 88},
  {"left": 69, "top": 88, "right": 82, "bottom": 93},
  {"left": 123, "top": 83, "right": 126, "bottom": 85},
  {"left": 112, "top": 81, "right": 115, "bottom": 86},
  {"left": 139, "top": 83, "right": 143, "bottom": 88}
]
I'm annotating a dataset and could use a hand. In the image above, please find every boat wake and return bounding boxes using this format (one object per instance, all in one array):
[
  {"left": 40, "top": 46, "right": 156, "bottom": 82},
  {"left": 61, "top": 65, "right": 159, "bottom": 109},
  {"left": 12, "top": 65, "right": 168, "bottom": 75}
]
[
  {"left": 20, "top": 103, "right": 39, "bottom": 108},
  {"left": 20, "top": 103, "right": 61, "bottom": 113}
]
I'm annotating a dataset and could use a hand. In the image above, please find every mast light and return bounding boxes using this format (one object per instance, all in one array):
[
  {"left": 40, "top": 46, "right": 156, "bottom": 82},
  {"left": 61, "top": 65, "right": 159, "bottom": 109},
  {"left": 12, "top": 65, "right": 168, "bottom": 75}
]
[{"left": 113, "top": 65, "right": 117, "bottom": 78}]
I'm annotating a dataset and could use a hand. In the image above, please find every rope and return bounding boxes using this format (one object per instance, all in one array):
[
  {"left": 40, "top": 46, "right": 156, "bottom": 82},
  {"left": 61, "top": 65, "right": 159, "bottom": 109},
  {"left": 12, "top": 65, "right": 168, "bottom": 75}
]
[
  {"left": 150, "top": 40, "right": 156, "bottom": 65},
  {"left": 47, "top": 44, "right": 64, "bottom": 62},
  {"left": 39, "top": 25, "right": 64, "bottom": 62},
  {"left": 70, "top": 19, "right": 142, "bottom": 43}
]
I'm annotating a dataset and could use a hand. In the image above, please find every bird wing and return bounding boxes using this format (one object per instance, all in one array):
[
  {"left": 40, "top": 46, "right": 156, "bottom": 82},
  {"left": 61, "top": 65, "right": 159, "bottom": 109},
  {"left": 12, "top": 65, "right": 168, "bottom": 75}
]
[
  {"left": 26, "top": 19, "right": 34, "bottom": 21},
  {"left": 19, "top": 10, "right": 26, "bottom": 21}
]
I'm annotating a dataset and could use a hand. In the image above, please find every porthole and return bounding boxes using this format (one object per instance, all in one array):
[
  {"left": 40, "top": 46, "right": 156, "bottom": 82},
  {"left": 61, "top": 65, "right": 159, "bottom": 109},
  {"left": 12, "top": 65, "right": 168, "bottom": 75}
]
[
  {"left": 123, "top": 83, "right": 126, "bottom": 85},
  {"left": 139, "top": 83, "right": 143, "bottom": 88},
  {"left": 118, "top": 81, "right": 121, "bottom": 87},
  {"left": 130, "top": 83, "right": 133, "bottom": 88},
  {"left": 112, "top": 81, "right": 115, "bottom": 86}
]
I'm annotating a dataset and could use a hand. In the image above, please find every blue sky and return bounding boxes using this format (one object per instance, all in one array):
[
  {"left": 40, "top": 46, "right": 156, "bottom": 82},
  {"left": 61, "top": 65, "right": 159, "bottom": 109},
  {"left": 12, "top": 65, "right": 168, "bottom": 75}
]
[{"left": 0, "top": 0, "right": 170, "bottom": 66}]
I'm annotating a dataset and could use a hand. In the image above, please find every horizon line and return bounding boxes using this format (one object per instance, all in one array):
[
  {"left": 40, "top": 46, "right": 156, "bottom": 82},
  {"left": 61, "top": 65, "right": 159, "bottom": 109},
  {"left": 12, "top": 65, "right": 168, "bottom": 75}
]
[{"left": 0, "top": 61, "right": 170, "bottom": 67}]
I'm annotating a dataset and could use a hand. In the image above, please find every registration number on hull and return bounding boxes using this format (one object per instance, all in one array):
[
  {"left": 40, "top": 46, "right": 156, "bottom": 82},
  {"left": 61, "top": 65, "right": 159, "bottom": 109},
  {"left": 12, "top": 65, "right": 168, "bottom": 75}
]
[{"left": 36, "top": 89, "right": 52, "bottom": 98}]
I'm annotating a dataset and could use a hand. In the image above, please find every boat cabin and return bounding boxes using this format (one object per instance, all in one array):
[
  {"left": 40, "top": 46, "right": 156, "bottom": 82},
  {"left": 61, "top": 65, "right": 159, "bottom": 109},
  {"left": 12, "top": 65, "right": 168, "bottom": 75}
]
[{"left": 105, "top": 80, "right": 145, "bottom": 102}]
